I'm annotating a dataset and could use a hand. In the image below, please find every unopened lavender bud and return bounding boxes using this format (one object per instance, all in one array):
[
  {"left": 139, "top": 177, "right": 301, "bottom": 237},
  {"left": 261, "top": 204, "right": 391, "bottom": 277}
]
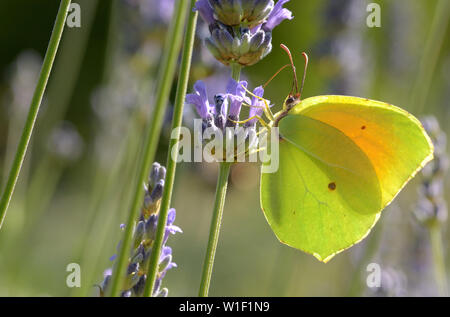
[
  {"left": 205, "top": 26, "right": 272, "bottom": 66},
  {"left": 159, "top": 254, "right": 173, "bottom": 273},
  {"left": 121, "top": 290, "right": 132, "bottom": 297},
  {"left": 133, "top": 221, "right": 145, "bottom": 247},
  {"left": 209, "top": 0, "right": 274, "bottom": 28},
  {"left": 131, "top": 252, "right": 144, "bottom": 265},
  {"left": 215, "top": 114, "right": 226, "bottom": 131},
  {"left": 133, "top": 244, "right": 146, "bottom": 262},
  {"left": 415, "top": 116, "right": 448, "bottom": 226},
  {"left": 150, "top": 179, "right": 164, "bottom": 202},
  {"left": 124, "top": 262, "right": 140, "bottom": 289},
  {"left": 157, "top": 288, "right": 169, "bottom": 297},
  {"left": 133, "top": 276, "right": 146, "bottom": 297},
  {"left": 158, "top": 166, "right": 166, "bottom": 183},
  {"left": 149, "top": 162, "right": 161, "bottom": 188},
  {"left": 145, "top": 214, "right": 158, "bottom": 240}
]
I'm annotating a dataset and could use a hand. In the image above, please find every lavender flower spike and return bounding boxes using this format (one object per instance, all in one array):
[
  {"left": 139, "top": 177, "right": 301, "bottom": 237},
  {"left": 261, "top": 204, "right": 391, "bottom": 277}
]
[
  {"left": 99, "top": 163, "right": 181, "bottom": 297},
  {"left": 186, "top": 79, "right": 266, "bottom": 162},
  {"left": 196, "top": 0, "right": 293, "bottom": 66}
]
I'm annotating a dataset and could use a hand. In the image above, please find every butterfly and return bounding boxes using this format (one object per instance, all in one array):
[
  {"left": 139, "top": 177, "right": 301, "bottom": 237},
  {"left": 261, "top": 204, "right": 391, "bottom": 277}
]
[{"left": 242, "top": 45, "right": 434, "bottom": 263}]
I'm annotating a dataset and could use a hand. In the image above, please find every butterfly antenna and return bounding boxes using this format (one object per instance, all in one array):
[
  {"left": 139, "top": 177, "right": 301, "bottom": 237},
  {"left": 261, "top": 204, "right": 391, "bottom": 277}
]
[
  {"left": 280, "top": 44, "right": 299, "bottom": 96},
  {"left": 299, "top": 52, "right": 309, "bottom": 100},
  {"left": 263, "top": 64, "right": 291, "bottom": 89}
]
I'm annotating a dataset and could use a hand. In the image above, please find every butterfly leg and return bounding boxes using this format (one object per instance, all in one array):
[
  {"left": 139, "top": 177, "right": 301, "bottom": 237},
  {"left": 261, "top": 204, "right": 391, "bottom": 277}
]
[
  {"left": 240, "top": 85, "right": 275, "bottom": 121},
  {"left": 230, "top": 115, "right": 270, "bottom": 129}
]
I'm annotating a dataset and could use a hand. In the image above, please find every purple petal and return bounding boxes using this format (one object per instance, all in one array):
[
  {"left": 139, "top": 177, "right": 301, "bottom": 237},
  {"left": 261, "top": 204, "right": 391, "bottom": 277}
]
[
  {"left": 168, "top": 225, "right": 183, "bottom": 234},
  {"left": 161, "top": 246, "right": 172, "bottom": 258},
  {"left": 194, "top": 0, "right": 215, "bottom": 25},
  {"left": 226, "top": 78, "right": 249, "bottom": 117},
  {"left": 263, "top": 0, "right": 293, "bottom": 31},
  {"left": 103, "top": 268, "right": 112, "bottom": 277},
  {"left": 247, "top": 86, "right": 267, "bottom": 125},
  {"left": 167, "top": 208, "right": 176, "bottom": 225},
  {"left": 186, "top": 80, "right": 211, "bottom": 118}
]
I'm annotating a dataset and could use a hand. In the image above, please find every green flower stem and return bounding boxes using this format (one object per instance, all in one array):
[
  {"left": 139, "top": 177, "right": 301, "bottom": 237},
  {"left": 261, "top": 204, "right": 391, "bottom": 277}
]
[
  {"left": 143, "top": 1, "right": 198, "bottom": 297},
  {"left": 0, "top": 0, "right": 71, "bottom": 230},
  {"left": 231, "top": 63, "right": 242, "bottom": 81},
  {"left": 197, "top": 63, "right": 241, "bottom": 297},
  {"left": 428, "top": 223, "right": 448, "bottom": 296},
  {"left": 107, "top": 0, "right": 190, "bottom": 297},
  {"left": 412, "top": 0, "right": 450, "bottom": 114},
  {"left": 26, "top": 0, "right": 99, "bottom": 229},
  {"left": 199, "top": 162, "right": 232, "bottom": 297}
]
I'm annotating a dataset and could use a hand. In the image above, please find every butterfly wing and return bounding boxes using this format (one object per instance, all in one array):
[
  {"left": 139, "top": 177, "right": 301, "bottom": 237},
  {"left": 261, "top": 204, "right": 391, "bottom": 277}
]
[
  {"left": 291, "top": 95, "right": 434, "bottom": 207},
  {"left": 260, "top": 96, "right": 433, "bottom": 262}
]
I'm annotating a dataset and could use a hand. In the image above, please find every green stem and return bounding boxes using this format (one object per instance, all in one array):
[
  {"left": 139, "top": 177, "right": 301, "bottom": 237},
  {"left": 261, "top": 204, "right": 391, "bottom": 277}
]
[
  {"left": 411, "top": 0, "right": 450, "bottom": 114},
  {"left": 0, "top": 0, "right": 71, "bottom": 230},
  {"left": 197, "top": 62, "right": 241, "bottom": 297},
  {"left": 199, "top": 162, "right": 232, "bottom": 297},
  {"left": 143, "top": 1, "right": 198, "bottom": 297},
  {"left": 231, "top": 63, "right": 242, "bottom": 81},
  {"left": 429, "top": 223, "right": 448, "bottom": 296},
  {"left": 107, "top": 0, "right": 190, "bottom": 297}
]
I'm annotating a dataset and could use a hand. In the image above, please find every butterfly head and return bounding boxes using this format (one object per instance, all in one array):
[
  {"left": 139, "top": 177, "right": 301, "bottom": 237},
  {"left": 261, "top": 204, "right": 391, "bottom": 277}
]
[
  {"left": 285, "top": 94, "right": 301, "bottom": 111},
  {"left": 279, "top": 45, "right": 309, "bottom": 110}
]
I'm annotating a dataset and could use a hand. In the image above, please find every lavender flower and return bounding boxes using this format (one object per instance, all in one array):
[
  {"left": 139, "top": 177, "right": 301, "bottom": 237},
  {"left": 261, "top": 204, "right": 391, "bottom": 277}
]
[
  {"left": 195, "top": 0, "right": 293, "bottom": 66},
  {"left": 100, "top": 163, "right": 181, "bottom": 297},
  {"left": 186, "top": 78, "right": 269, "bottom": 162},
  {"left": 415, "top": 116, "right": 448, "bottom": 225}
]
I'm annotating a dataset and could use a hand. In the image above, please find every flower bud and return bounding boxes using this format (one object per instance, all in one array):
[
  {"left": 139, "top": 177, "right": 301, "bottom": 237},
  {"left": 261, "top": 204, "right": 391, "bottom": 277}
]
[
  {"left": 205, "top": 25, "right": 272, "bottom": 66},
  {"left": 209, "top": 0, "right": 274, "bottom": 28}
]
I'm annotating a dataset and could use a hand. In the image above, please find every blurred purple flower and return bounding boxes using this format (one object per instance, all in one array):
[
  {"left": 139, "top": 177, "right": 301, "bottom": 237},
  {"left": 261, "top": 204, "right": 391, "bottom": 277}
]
[{"left": 99, "top": 162, "right": 181, "bottom": 297}]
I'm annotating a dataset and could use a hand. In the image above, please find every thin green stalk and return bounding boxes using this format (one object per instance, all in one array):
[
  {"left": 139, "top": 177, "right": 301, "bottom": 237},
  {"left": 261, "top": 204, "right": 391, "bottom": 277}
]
[
  {"left": 199, "top": 162, "right": 232, "bottom": 297},
  {"left": 197, "top": 63, "right": 241, "bottom": 297},
  {"left": 0, "top": 0, "right": 71, "bottom": 230},
  {"left": 143, "top": 1, "right": 198, "bottom": 297},
  {"left": 26, "top": 0, "right": 99, "bottom": 229},
  {"left": 107, "top": 0, "right": 189, "bottom": 297},
  {"left": 411, "top": 0, "right": 450, "bottom": 114},
  {"left": 231, "top": 63, "right": 242, "bottom": 81},
  {"left": 429, "top": 223, "right": 448, "bottom": 296}
]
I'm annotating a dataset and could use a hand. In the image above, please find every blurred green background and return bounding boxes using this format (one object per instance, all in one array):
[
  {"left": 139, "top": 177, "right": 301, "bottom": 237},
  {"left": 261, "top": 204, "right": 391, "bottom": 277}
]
[{"left": 0, "top": 0, "right": 449, "bottom": 296}]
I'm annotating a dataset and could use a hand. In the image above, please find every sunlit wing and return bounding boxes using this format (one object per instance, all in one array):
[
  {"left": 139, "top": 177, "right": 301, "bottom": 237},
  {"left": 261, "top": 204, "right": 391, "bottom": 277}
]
[{"left": 260, "top": 96, "right": 433, "bottom": 262}]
